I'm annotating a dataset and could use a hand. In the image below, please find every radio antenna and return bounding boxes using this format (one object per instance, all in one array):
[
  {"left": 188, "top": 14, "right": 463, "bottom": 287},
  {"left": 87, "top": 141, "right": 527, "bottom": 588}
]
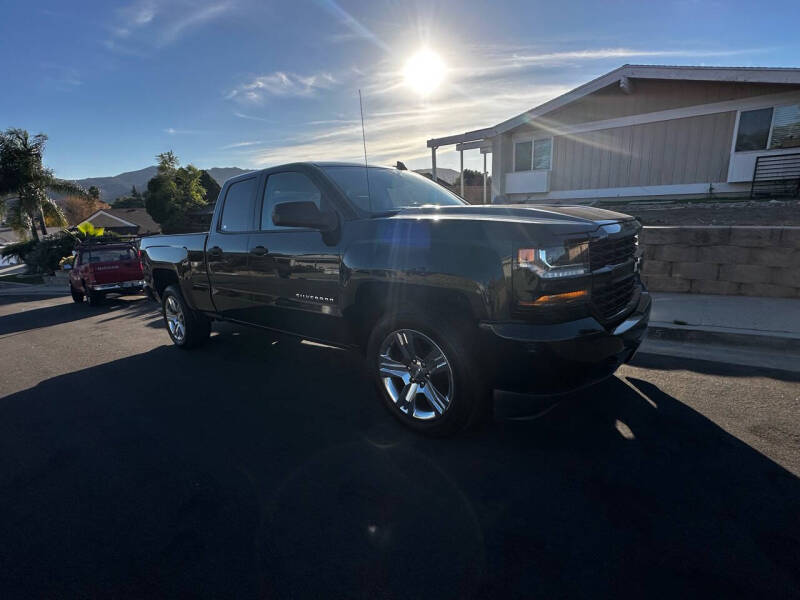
[{"left": 358, "top": 89, "right": 372, "bottom": 212}]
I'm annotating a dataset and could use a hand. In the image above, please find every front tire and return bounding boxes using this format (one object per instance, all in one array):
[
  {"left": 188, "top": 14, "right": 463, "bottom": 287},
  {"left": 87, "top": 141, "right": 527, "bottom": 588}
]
[
  {"left": 366, "top": 310, "right": 490, "bottom": 436},
  {"left": 162, "top": 285, "right": 211, "bottom": 349}
]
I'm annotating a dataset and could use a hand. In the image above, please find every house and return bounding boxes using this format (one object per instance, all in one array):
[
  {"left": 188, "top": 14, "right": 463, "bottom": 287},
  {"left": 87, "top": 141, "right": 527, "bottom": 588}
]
[
  {"left": 427, "top": 65, "right": 800, "bottom": 203},
  {"left": 79, "top": 208, "right": 161, "bottom": 236}
]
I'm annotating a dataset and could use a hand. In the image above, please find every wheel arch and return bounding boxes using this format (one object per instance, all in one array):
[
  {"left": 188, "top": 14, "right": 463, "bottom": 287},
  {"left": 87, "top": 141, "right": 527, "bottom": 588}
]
[
  {"left": 344, "top": 282, "right": 478, "bottom": 350},
  {"left": 151, "top": 268, "right": 181, "bottom": 302}
]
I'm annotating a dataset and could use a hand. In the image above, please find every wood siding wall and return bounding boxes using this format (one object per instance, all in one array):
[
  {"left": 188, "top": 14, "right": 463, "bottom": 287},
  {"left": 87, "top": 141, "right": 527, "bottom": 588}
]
[
  {"left": 549, "top": 111, "right": 736, "bottom": 191},
  {"left": 538, "top": 79, "right": 794, "bottom": 128}
]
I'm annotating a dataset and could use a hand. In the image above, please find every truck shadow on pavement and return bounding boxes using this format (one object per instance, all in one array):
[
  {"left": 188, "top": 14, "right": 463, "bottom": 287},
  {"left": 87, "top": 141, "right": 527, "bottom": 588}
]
[
  {"left": 631, "top": 351, "right": 800, "bottom": 382},
  {"left": 1, "top": 327, "right": 799, "bottom": 599},
  {"left": 0, "top": 295, "right": 157, "bottom": 336}
]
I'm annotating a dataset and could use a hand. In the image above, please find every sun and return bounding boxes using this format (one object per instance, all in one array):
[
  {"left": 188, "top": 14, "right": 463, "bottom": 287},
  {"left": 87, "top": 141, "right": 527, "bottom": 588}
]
[{"left": 403, "top": 49, "right": 447, "bottom": 96}]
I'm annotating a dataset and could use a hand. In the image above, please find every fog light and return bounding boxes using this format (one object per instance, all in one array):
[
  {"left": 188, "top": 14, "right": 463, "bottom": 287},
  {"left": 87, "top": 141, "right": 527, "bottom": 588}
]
[{"left": 518, "top": 289, "right": 588, "bottom": 307}]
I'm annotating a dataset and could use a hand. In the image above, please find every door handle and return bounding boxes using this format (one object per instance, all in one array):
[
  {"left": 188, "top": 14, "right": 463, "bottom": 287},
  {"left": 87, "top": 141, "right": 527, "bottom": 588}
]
[
  {"left": 250, "top": 245, "right": 268, "bottom": 256},
  {"left": 208, "top": 246, "right": 223, "bottom": 257}
]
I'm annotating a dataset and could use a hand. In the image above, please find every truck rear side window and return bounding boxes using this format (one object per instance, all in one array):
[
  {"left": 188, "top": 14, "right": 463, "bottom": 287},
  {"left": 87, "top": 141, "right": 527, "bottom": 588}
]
[{"left": 220, "top": 178, "right": 257, "bottom": 232}]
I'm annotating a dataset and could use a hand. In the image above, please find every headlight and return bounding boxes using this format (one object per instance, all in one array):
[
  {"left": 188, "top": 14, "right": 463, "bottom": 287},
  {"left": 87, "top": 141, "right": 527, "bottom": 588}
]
[{"left": 517, "top": 242, "right": 589, "bottom": 278}]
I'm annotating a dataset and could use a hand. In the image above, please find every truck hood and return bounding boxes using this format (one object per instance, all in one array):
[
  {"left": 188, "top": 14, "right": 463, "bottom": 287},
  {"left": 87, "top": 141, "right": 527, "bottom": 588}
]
[{"left": 387, "top": 204, "right": 634, "bottom": 231}]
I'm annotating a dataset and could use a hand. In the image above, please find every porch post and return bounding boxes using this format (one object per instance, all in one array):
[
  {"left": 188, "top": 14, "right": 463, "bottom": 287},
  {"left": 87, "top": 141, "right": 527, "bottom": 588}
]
[
  {"left": 460, "top": 149, "right": 464, "bottom": 198},
  {"left": 483, "top": 152, "right": 487, "bottom": 204},
  {"left": 431, "top": 146, "right": 437, "bottom": 183}
]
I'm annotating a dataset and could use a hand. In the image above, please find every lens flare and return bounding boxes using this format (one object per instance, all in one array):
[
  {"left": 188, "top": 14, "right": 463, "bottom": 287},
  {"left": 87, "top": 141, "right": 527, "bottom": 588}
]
[{"left": 403, "top": 49, "right": 447, "bottom": 96}]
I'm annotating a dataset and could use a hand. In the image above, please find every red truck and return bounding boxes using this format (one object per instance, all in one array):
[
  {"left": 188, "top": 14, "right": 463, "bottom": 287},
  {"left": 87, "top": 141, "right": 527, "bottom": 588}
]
[{"left": 69, "top": 242, "right": 145, "bottom": 305}]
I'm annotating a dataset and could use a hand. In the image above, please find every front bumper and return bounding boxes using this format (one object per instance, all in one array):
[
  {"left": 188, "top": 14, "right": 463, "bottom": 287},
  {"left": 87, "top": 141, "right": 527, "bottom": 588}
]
[
  {"left": 90, "top": 280, "right": 145, "bottom": 292},
  {"left": 480, "top": 291, "right": 651, "bottom": 395}
]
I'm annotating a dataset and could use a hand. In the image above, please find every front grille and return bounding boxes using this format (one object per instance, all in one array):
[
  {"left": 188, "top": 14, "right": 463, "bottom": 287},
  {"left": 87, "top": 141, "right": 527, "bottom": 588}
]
[
  {"left": 592, "top": 276, "right": 635, "bottom": 320},
  {"left": 589, "top": 235, "right": 637, "bottom": 271}
]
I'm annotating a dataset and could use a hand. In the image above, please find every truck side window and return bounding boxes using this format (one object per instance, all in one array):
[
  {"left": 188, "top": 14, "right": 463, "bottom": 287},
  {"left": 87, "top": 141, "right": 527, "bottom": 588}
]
[
  {"left": 260, "top": 172, "right": 323, "bottom": 230},
  {"left": 219, "top": 177, "right": 257, "bottom": 232}
]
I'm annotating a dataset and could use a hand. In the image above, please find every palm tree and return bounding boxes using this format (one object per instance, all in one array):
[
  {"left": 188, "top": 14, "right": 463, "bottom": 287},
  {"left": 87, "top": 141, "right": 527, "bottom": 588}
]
[{"left": 0, "top": 128, "right": 86, "bottom": 241}]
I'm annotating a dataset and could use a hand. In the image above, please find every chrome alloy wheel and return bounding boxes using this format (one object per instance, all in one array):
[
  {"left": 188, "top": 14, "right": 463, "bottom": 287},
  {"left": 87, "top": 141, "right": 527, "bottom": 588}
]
[
  {"left": 377, "top": 329, "right": 454, "bottom": 421},
  {"left": 164, "top": 295, "right": 186, "bottom": 343}
]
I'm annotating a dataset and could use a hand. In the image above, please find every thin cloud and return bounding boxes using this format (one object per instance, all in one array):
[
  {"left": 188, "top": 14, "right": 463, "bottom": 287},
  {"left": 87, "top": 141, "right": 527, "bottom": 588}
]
[
  {"left": 40, "top": 63, "right": 83, "bottom": 91},
  {"left": 314, "top": 0, "right": 389, "bottom": 51},
  {"left": 507, "top": 46, "right": 771, "bottom": 65},
  {"left": 233, "top": 111, "right": 273, "bottom": 123},
  {"left": 105, "top": 0, "right": 234, "bottom": 54},
  {"left": 160, "top": 1, "right": 233, "bottom": 46},
  {"left": 227, "top": 71, "right": 338, "bottom": 102},
  {"left": 220, "top": 140, "right": 264, "bottom": 149},
  {"left": 164, "top": 128, "right": 207, "bottom": 135}
]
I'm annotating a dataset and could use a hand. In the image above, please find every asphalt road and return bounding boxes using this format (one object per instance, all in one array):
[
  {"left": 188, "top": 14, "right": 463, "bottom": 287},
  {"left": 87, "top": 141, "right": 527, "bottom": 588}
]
[{"left": 1, "top": 295, "right": 799, "bottom": 599}]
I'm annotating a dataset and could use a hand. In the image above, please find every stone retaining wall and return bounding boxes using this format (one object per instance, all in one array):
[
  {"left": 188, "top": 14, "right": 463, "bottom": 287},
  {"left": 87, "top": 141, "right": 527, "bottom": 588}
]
[{"left": 640, "top": 226, "right": 800, "bottom": 298}]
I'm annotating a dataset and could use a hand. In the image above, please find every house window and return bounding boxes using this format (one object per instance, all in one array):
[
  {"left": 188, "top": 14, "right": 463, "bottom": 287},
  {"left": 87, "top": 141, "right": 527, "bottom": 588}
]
[
  {"left": 514, "top": 141, "right": 532, "bottom": 171},
  {"left": 770, "top": 104, "right": 800, "bottom": 149},
  {"left": 735, "top": 108, "right": 773, "bottom": 151},
  {"left": 533, "top": 138, "right": 552, "bottom": 170}
]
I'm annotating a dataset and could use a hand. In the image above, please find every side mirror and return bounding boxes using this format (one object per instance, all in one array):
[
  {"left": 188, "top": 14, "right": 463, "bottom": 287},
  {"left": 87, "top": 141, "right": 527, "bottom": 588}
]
[{"left": 273, "top": 201, "right": 338, "bottom": 231}]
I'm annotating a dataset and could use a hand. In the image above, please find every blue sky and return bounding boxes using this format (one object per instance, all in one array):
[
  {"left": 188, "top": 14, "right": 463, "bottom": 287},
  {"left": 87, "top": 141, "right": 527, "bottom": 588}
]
[{"left": 2, "top": 0, "right": 799, "bottom": 180}]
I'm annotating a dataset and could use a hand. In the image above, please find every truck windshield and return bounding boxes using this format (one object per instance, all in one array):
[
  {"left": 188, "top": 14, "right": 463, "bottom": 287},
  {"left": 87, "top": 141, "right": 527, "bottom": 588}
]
[{"left": 322, "top": 166, "right": 466, "bottom": 213}]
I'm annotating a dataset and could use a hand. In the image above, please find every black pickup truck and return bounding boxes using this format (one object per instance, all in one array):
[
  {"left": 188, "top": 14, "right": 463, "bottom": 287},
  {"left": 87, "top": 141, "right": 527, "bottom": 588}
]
[{"left": 140, "top": 162, "right": 650, "bottom": 435}]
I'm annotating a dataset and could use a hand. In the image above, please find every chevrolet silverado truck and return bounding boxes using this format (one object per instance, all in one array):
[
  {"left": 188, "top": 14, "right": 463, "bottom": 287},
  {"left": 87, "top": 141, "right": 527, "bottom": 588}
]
[{"left": 140, "top": 162, "right": 651, "bottom": 435}]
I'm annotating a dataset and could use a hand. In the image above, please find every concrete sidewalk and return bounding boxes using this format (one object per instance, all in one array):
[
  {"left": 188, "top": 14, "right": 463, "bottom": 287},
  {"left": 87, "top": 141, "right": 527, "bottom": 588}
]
[
  {"left": 0, "top": 268, "right": 70, "bottom": 296},
  {"left": 642, "top": 292, "right": 800, "bottom": 372},
  {"left": 651, "top": 292, "right": 800, "bottom": 337}
]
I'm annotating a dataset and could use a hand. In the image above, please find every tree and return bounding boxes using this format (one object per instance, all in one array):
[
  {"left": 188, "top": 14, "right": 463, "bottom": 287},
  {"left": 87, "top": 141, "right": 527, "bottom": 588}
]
[
  {"left": 112, "top": 195, "right": 145, "bottom": 208},
  {"left": 62, "top": 195, "right": 110, "bottom": 225},
  {"left": 144, "top": 152, "right": 208, "bottom": 233},
  {"left": 87, "top": 185, "right": 100, "bottom": 211},
  {"left": 112, "top": 185, "right": 145, "bottom": 208},
  {"left": 452, "top": 169, "right": 489, "bottom": 188},
  {"left": 0, "top": 128, "right": 86, "bottom": 241}
]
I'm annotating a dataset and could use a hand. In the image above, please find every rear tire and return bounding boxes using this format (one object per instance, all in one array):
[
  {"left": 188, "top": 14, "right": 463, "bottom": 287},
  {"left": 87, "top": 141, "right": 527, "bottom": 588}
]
[
  {"left": 162, "top": 284, "right": 211, "bottom": 349},
  {"left": 366, "top": 309, "right": 491, "bottom": 436},
  {"left": 70, "top": 284, "right": 84, "bottom": 303},
  {"left": 86, "top": 285, "right": 102, "bottom": 306}
]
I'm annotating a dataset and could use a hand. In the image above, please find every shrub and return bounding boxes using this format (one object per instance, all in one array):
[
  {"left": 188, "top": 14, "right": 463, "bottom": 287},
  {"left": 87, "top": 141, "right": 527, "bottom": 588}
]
[
  {"left": 0, "top": 232, "right": 75, "bottom": 274},
  {"left": 0, "top": 238, "right": 39, "bottom": 262}
]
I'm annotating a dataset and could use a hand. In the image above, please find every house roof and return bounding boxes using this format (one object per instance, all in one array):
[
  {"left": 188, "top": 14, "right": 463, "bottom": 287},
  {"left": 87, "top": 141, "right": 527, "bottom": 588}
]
[
  {"left": 81, "top": 208, "right": 161, "bottom": 234},
  {"left": 428, "top": 64, "right": 800, "bottom": 147}
]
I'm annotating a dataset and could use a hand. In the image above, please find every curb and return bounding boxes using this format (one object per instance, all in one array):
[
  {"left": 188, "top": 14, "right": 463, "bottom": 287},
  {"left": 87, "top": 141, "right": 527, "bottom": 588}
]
[{"left": 646, "top": 322, "right": 800, "bottom": 353}]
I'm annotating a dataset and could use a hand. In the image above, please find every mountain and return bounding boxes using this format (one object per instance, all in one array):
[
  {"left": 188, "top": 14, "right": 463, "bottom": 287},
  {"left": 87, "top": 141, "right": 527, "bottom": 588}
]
[
  {"left": 67, "top": 166, "right": 251, "bottom": 203},
  {"left": 414, "top": 168, "right": 459, "bottom": 185}
]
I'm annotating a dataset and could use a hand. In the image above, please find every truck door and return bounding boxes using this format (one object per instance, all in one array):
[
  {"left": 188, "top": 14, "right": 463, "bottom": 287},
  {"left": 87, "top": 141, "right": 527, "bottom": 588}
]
[
  {"left": 206, "top": 175, "right": 259, "bottom": 322},
  {"left": 245, "top": 170, "right": 347, "bottom": 343}
]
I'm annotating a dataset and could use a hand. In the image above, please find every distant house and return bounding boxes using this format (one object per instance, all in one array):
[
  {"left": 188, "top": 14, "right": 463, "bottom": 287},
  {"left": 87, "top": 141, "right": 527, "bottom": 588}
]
[
  {"left": 427, "top": 64, "right": 800, "bottom": 202},
  {"left": 79, "top": 208, "right": 161, "bottom": 236}
]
